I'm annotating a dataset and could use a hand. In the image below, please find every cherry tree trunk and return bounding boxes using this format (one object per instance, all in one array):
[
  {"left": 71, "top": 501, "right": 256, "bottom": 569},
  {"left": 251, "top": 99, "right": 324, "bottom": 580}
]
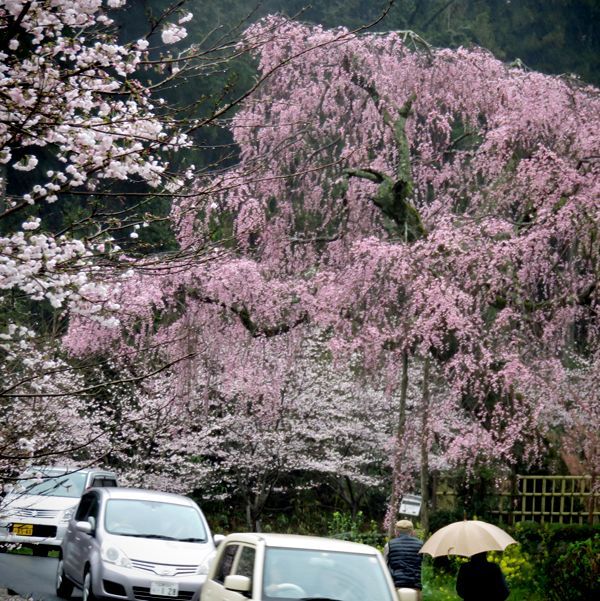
[
  {"left": 419, "top": 356, "right": 431, "bottom": 534},
  {"left": 388, "top": 351, "right": 409, "bottom": 537}
]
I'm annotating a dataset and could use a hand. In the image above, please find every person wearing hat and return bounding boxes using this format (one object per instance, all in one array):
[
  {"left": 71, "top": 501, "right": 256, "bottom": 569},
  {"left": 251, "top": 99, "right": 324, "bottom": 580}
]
[{"left": 383, "top": 519, "right": 423, "bottom": 600}]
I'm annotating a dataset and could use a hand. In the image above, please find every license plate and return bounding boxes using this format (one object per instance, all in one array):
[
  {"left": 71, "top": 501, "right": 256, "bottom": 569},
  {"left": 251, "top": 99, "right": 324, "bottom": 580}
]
[
  {"left": 11, "top": 523, "right": 34, "bottom": 536},
  {"left": 150, "top": 582, "right": 178, "bottom": 597}
]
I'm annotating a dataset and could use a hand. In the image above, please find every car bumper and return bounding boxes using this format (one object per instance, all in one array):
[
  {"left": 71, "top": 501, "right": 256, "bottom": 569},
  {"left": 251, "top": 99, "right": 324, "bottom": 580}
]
[
  {"left": 0, "top": 520, "right": 67, "bottom": 548},
  {"left": 95, "top": 562, "right": 207, "bottom": 601}
]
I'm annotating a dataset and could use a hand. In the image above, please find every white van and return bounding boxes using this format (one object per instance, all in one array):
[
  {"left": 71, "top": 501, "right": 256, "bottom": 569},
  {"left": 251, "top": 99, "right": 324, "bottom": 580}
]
[{"left": 0, "top": 465, "right": 118, "bottom": 555}]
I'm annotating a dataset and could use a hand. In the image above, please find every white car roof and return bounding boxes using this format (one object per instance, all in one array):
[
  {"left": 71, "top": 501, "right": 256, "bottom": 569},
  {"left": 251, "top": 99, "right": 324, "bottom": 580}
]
[
  {"left": 19, "top": 466, "right": 116, "bottom": 477},
  {"left": 223, "top": 532, "right": 381, "bottom": 554},
  {"left": 97, "top": 487, "right": 198, "bottom": 506}
]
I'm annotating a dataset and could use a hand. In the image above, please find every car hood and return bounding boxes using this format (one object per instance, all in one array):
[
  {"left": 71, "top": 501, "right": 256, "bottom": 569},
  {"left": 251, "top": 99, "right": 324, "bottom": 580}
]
[
  {"left": 1, "top": 494, "right": 77, "bottom": 512},
  {"left": 107, "top": 534, "right": 214, "bottom": 565}
]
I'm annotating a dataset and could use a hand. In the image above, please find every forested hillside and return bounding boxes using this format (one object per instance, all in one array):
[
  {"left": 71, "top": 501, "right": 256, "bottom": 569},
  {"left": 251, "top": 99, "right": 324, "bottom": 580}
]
[{"left": 189, "top": 0, "right": 599, "bottom": 84}]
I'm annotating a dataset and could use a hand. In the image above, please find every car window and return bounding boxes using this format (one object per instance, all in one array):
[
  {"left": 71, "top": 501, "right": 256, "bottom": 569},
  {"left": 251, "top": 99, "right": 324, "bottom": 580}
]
[
  {"left": 75, "top": 493, "right": 97, "bottom": 521},
  {"left": 104, "top": 499, "right": 207, "bottom": 541},
  {"left": 263, "top": 547, "right": 396, "bottom": 601},
  {"left": 87, "top": 495, "right": 99, "bottom": 520},
  {"left": 215, "top": 544, "right": 239, "bottom": 584},
  {"left": 15, "top": 471, "right": 87, "bottom": 498},
  {"left": 235, "top": 546, "right": 256, "bottom": 595},
  {"left": 90, "top": 477, "right": 117, "bottom": 488},
  {"left": 236, "top": 545, "right": 255, "bottom": 577}
]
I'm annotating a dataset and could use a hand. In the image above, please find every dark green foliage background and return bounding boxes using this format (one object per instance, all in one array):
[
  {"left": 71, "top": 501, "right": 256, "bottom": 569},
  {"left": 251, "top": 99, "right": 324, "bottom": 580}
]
[{"left": 187, "top": 0, "right": 599, "bottom": 84}]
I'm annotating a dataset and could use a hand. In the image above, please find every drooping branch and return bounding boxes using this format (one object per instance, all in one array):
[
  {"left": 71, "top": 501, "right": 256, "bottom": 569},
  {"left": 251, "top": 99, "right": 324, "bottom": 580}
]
[
  {"left": 234, "top": 304, "right": 308, "bottom": 338},
  {"left": 0, "top": 353, "right": 196, "bottom": 398},
  {"left": 191, "top": 292, "right": 309, "bottom": 338}
]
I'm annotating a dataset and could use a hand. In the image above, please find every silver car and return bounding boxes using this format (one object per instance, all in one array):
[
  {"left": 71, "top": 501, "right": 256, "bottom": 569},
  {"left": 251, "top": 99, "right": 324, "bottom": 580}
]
[
  {"left": 0, "top": 466, "right": 118, "bottom": 555},
  {"left": 57, "top": 487, "right": 221, "bottom": 601}
]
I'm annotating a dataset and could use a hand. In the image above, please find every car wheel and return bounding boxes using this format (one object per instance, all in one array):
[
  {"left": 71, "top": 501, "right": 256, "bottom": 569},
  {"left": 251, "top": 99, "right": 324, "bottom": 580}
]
[
  {"left": 56, "top": 558, "right": 74, "bottom": 599},
  {"left": 83, "top": 570, "right": 98, "bottom": 601},
  {"left": 31, "top": 544, "right": 47, "bottom": 557}
]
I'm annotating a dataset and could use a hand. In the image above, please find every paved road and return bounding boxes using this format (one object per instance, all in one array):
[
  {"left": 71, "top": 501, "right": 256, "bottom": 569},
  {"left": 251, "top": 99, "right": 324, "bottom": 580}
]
[{"left": 0, "top": 554, "right": 81, "bottom": 600}]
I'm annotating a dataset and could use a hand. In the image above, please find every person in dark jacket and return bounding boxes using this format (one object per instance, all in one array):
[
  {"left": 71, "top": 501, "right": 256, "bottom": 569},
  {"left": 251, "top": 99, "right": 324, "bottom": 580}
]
[
  {"left": 456, "top": 551, "right": 510, "bottom": 601},
  {"left": 383, "top": 519, "right": 423, "bottom": 598}
]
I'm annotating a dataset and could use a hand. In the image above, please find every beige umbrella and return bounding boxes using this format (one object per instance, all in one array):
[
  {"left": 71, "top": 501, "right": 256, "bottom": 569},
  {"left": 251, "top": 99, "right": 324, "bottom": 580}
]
[{"left": 419, "top": 519, "right": 518, "bottom": 558}]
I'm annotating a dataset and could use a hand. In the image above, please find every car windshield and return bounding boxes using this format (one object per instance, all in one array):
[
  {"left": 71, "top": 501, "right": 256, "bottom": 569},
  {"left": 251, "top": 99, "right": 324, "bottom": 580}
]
[
  {"left": 263, "top": 547, "right": 395, "bottom": 601},
  {"left": 14, "top": 471, "right": 87, "bottom": 498},
  {"left": 104, "top": 499, "right": 207, "bottom": 542}
]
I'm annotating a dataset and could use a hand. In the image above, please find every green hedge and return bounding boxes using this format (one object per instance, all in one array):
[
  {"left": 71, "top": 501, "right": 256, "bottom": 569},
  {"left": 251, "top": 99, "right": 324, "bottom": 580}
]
[
  {"left": 550, "top": 535, "right": 600, "bottom": 601},
  {"left": 512, "top": 522, "right": 600, "bottom": 600}
]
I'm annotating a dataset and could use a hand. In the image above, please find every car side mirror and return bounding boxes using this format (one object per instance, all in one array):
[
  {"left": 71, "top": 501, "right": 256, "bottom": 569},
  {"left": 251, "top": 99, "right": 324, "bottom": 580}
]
[
  {"left": 213, "top": 534, "right": 225, "bottom": 547},
  {"left": 75, "top": 520, "right": 93, "bottom": 534},
  {"left": 224, "top": 575, "right": 251, "bottom": 593},
  {"left": 76, "top": 516, "right": 96, "bottom": 535}
]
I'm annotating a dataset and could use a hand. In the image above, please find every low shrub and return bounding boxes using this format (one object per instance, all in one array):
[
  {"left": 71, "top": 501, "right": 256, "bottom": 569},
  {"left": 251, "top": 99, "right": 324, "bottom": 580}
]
[
  {"left": 326, "top": 510, "right": 386, "bottom": 548},
  {"left": 490, "top": 544, "right": 535, "bottom": 591},
  {"left": 547, "top": 535, "right": 600, "bottom": 601},
  {"left": 511, "top": 521, "right": 600, "bottom": 598}
]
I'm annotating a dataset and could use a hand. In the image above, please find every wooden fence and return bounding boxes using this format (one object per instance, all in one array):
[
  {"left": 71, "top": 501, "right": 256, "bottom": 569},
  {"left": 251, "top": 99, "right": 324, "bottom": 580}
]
[
  {"left": 435, "top": 475, "right": 599, "bottom": 525},
  {"left": 496, "top": 475, "right": 598, "bottom": 525}
]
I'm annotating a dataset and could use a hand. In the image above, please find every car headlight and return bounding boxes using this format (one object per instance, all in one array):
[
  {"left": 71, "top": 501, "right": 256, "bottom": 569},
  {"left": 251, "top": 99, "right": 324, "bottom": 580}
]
[
  {"left": 60, "top": 508, "right": 74, "bottom": 523},
  {"left": 101, "top": 544, "right": 132, "bottom": 568},
  {"left": 196, "top": 550, "right": 216, "bottom": 575}
]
